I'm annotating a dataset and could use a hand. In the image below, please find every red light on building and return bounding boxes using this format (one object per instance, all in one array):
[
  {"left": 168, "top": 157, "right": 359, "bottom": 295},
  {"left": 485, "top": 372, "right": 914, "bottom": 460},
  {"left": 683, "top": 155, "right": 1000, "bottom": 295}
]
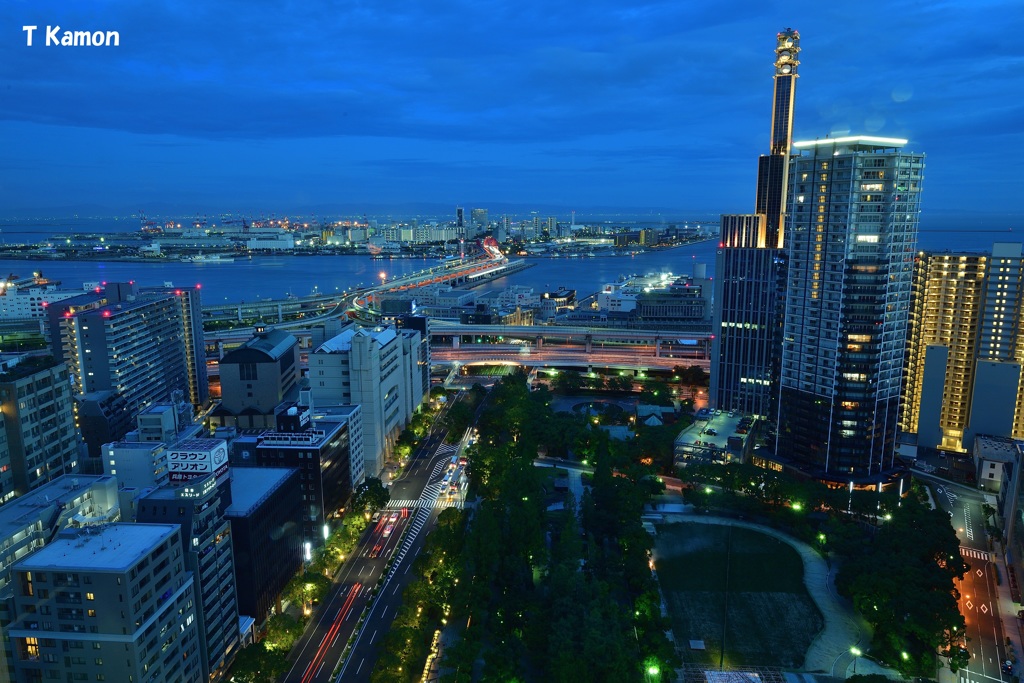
[
  {"left": 94, "top": 287, "right": 102, "bottom": 293},
  {"left": 102, "top": 310, "right": 111, "bottom": 318},
  {"left": 195, "top": 283, "right": 201, "bottom": 290},
  {"left": 175, "top": 290, "right": 182, "bottom": 296}
]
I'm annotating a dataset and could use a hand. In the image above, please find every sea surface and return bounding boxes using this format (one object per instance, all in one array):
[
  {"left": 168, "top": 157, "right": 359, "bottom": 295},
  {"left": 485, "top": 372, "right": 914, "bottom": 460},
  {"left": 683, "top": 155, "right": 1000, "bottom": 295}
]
[
  {"left": 0, "top": 226, "right": 1011, "bottom": 305},
  {"left": 0, "top": 242, "right": 720, "bottom": 305}
]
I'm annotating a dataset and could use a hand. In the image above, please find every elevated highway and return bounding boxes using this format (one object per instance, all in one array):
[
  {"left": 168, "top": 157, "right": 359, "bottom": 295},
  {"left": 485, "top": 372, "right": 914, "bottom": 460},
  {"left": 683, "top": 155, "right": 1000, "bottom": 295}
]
[
  {"left": 200, "top": 255, "right": 529, "bottom": 323},
  {"left": 431, "top": 345, "right": 707, "bottom": 372}
]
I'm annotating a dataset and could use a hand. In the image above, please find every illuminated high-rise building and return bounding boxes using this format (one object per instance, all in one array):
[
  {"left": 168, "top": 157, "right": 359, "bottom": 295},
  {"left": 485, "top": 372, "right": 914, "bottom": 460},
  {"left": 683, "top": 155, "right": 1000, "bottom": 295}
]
[
  {"left": 902, "top": 243, "right": 1024, "bottom": 452},
  {"left": 711, "top": 28, "right": 799, "bottom": 416},
  {"left": 776, "top": 136, "right": 924, "bottom": 479}
]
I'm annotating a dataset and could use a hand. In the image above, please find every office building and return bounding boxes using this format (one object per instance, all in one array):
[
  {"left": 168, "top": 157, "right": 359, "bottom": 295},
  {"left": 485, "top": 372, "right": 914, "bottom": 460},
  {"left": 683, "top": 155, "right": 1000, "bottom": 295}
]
[
  {"left": 711, "top": 28, "right": 799, "bottom": 417},
  {"left": 103, "top": 399, "right": 206, "bottom": 490},
  {"left": 211, "top": 327, "right": 300, "bottom": 430},
  {"left": 902, "top": 243, "right": 1024, "bottom": 452},
  {"left": 7, "top": 523, "right": 201, "bottom": 683},
  {"left": 225, "top": 467, "right": 302, "bottom": 627},
  {"left": 471, "top": 208, "right": 489, "bottom": 231},
  {"left": 776, "top": 136, "right": 924, "bottom": 479},
  {"left": 309, "top": 325, "right": 426, "bottom": 476},
  {"left": 0, "top": 355, "right": 80, "bottom": 503},
  {"left": 137, "top": 476, "right": 238, "bottom": 682},
  {"left": 231, "top": 401, "right": 360, "bottom": 549}
]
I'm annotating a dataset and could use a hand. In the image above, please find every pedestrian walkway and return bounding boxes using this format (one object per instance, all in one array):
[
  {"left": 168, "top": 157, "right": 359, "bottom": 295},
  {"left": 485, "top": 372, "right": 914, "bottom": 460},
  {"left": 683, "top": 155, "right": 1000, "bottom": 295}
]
[
  {"left": 657, "top": 513, "right": 901, "bottom": 679},
  {"left": 435, "top": 442, "right": 458, "bottom": 457},
  {"left": 991, "top": 539, "right": 1024, "bottom": 674},
  {"left": 385, "top": 498, "right": 464, "bottom": 510},
  {"left": 961, "top": 546, "right": 993, "bottom": 562}
]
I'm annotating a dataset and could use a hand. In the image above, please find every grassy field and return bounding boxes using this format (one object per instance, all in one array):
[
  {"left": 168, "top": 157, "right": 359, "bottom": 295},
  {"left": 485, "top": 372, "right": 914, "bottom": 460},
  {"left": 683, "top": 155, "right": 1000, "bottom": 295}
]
[{"left": 654, "top": 522, "right": 823, "bottom": 669}]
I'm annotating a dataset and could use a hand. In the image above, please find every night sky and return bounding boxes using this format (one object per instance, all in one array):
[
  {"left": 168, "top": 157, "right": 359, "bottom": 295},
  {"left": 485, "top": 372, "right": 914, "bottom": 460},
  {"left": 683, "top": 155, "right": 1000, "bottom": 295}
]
[{"left": 2, "top": 0, "right": 1021, "bottom": 228}]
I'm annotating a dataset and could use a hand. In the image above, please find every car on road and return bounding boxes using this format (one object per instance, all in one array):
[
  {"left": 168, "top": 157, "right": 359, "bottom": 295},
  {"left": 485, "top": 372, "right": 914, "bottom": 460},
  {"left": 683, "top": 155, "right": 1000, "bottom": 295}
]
[
  {"left": 706, "top": 428, "right": 718, "bottom": 436},
  {"left": 383, "top": 523, "right": 394, "bottom": 537},
  {"left": 389, "top": 511, "right": 400, "bottom": 522}
]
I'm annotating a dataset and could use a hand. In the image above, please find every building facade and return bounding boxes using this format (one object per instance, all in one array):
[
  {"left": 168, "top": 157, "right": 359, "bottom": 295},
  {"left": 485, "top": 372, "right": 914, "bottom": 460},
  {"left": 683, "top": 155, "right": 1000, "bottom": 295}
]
[
  {"left": 711, "top": 28, "right": 800, "bottom": 417},
  {"left": 776, "top": 136, "right": 924, "bottom": 479},
  {"left": 309, "top": 325, "right": 425, "bottom": 476},
  {"left": 231, "top": 403, "right": 359, "bottom": 549},
  {"left": 48, "top": 284, "right": 206, "bottom": 464},
  {"left": 0, "top": 356, "right": 81, "bottom": 503},
  {"left": 7, "top": 524, "right": 202, "bottom": 683},
  {"left": 224, "top": 467, "right": 302, "bottom": 627},
  {"left": 137, "top": 476, "right": 238, "bottom": 682},
  {"left": 902, "top": 243, "right": 1024, "bottom": 452},
  {"left": 212, "top": 327, "right": 300, "bottom": 430}
]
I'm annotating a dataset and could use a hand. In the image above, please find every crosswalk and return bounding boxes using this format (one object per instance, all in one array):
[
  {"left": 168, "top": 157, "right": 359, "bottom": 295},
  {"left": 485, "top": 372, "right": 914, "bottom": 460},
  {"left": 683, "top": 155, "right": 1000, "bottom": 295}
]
[
  {"left": 961, "top": 546, "right": 992, "bottom": 561},
  {"left": 434, "top": 444, "right": 458, "bottom": 458},
  {"left": 386, "top": 498, "right": 464, "bottom": 510}
]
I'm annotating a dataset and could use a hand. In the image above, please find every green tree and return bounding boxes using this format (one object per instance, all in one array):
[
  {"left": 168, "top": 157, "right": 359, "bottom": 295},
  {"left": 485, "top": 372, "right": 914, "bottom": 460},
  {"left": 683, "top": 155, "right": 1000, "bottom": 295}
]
[
  {"left": 607, "top": 375, "right": 634, "bottom": 392},
  {"left": 228, "top": 643, "right": 288, "bottom": 683},
  {"left": 354, "top": 477, "right": 391, "bottom": 514},
  {"left": 638, "top": 380, "right": 673, "bottom": 407},
  {"left": 551, "top": 370, "right": 586, "bottom": 394},
  {"left": 674, "top": 364, "right": 710, "bottom": 387},
  {"left": 263, "top": 612, "right": 305, "bottom": 652},
  {"left": 836, "top": 495, "right": 967, "bottom": 676}
]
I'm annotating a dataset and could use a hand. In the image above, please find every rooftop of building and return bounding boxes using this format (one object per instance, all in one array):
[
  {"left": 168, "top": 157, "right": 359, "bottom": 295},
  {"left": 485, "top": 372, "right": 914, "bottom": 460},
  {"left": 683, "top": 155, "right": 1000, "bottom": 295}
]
[
  {"left": 15, "top": 523, "right": 179, "bottom": 572},
  {"left": 311, "top": 404, "right": 361, "bottom": 421},
  {"left": 225, "top": 467, "right": 297, "bottom": 516},
  {"left": 223, "top": 327, "right": 297, "bottom": 363},
  {"left": 791, "top": 134, "right": 910, "bottom": 153},
  {"left": 974, "top": 435, "right": 1020, "bottom": 463},
  {"left": 170, "top": 437, "right": 226, "bottom": 451},
  {"left": 107, "top": 440, "right": 165, "bottom": 452},
  {"left": 257, "top": 418, "right": 347, "bottom": 449},
  {"left": 0, "top": 475, "right": 116, "bottom": 541},
  {"left": 0, "top": 354, "right": 62, "bottom": 384},
  {"left": 316, "top": 325, "right": 397, "bottom": 353}
]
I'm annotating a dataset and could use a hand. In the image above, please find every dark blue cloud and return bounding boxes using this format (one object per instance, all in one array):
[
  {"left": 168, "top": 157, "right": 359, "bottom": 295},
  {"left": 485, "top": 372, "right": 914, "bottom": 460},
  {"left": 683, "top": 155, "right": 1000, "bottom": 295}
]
[{"left": 0, "top": 0, "right": 1021, "bottom": 220}]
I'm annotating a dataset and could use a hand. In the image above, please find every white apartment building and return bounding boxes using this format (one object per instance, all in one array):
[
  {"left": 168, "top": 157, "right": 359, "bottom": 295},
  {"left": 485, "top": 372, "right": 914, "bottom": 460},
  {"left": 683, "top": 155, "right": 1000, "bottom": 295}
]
[{"left": 308, "top": 325, "right": 426, "bottom": 476}]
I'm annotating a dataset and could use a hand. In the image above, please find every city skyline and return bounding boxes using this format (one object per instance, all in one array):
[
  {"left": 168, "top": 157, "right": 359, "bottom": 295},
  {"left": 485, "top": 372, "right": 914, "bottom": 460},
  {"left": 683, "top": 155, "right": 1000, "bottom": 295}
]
[{"left": 2, "top": 0, "right": 1021, "bottom": 231}]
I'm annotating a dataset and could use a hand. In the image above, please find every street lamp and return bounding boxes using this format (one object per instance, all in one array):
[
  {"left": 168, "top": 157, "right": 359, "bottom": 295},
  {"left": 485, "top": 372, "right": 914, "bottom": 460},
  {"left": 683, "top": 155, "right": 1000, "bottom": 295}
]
[{"left": 850, "top": 647, "right": 862, "bottom": 675}]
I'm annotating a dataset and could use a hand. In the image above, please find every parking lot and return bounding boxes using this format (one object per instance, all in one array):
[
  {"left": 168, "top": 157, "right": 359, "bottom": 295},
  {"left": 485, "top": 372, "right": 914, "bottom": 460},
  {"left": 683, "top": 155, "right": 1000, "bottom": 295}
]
[{"left": 673, "top": 409, "right": 754, "bottom": 464}]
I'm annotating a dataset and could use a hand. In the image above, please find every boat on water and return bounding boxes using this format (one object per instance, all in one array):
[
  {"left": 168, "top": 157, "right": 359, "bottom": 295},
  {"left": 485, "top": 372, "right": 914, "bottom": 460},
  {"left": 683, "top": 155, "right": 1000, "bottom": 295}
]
[{"left": 181, "top": 253, "right": 235, "bottom": 264}]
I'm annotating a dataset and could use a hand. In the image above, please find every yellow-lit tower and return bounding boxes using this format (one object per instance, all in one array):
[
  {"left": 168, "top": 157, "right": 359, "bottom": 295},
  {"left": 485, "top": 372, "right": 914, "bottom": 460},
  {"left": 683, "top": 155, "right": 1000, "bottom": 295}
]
[{"left": 754, "top": 28, "right": 800, "bottom": 249}]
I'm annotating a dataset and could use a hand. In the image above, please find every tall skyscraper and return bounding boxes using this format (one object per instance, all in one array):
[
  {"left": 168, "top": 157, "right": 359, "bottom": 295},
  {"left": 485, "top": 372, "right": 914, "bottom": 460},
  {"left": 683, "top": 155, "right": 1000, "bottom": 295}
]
[
  {"left": 776, "top": 136, "right": 924, "bottom": 479},
  {"left": 902, "top": 243, "right": 1024, "bottom": 452},
  {"left": 711, "top": 28, "right": 799, "bottom": 417},
  {"left": 48, "top": 283, "right": 207, "bottom": 468}
]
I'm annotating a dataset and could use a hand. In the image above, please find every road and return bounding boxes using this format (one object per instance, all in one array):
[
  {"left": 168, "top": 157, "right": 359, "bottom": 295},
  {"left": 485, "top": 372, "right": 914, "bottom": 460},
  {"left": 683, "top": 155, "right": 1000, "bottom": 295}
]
[
  {"left": 283, "top": 430, "right": 456, "bottom": 683},
  {"left": 923, "top": 476, "right": 1012, "bottom": 683},
  {"left": 431, "top": 346, "right": 705, "bottom": 371}
]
